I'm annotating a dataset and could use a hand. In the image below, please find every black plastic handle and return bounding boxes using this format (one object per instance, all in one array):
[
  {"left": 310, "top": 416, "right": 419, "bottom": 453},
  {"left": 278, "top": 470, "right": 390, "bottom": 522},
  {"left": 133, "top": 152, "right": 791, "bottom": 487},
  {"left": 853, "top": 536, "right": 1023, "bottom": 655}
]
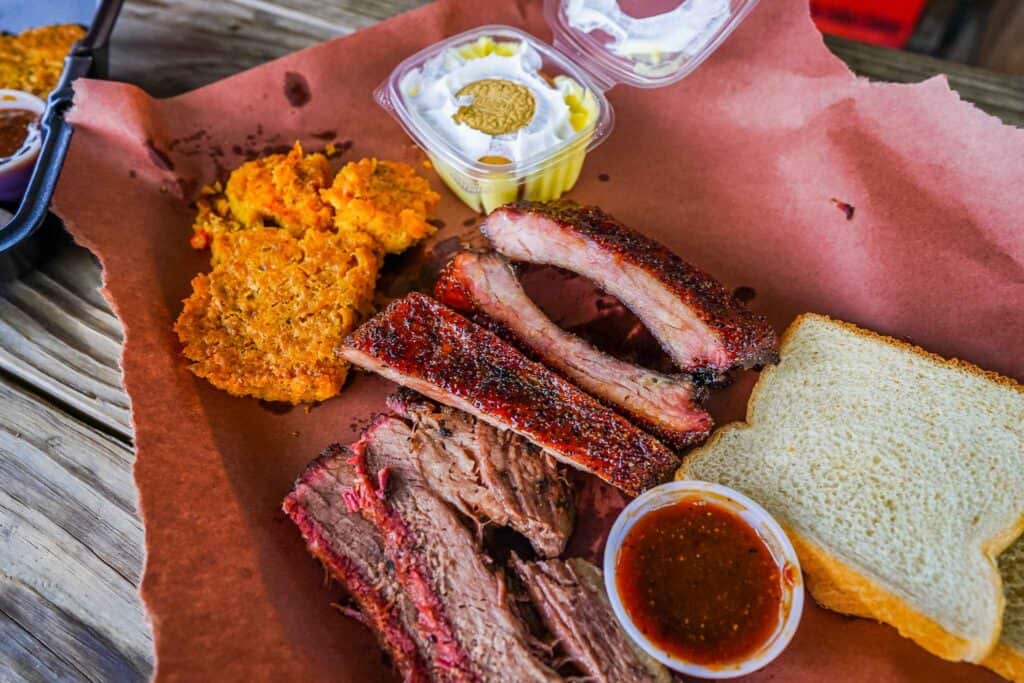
[
  {"left": 80, "top": 0, "right": 124, "bottom": 55},
  {"left": 0, "top": 0, "right": 124, "bottom": 253},
  {"left": 0, "top": 61, "right": 84, "bottom": 251}
]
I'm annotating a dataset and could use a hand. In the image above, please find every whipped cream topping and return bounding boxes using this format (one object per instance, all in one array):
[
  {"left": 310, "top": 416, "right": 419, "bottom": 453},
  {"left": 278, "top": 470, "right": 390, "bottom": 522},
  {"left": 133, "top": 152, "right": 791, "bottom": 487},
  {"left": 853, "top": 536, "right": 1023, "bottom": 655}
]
[
  {"left": 565, "top": 0, "right": 731, "bottom": 67},
  {"left": 399, "top": 40, "right": 584, "bottom": 167}
]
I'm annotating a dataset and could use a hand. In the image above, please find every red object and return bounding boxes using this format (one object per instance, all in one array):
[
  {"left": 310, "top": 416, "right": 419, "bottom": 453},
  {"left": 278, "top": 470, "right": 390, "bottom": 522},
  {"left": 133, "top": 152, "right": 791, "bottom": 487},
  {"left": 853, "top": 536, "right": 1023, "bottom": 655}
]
[{"left": 811, "top": 0, "right": 927, "bottom": 47}]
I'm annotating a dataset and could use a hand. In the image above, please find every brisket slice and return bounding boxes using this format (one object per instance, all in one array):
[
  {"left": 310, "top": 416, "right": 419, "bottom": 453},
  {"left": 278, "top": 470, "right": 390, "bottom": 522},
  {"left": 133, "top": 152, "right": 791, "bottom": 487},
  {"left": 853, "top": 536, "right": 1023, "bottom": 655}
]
[
  {"left": 481, "top": 201, "right": 779, "bottom": 381},
  {"left": 511, "top": 556, "right": 670, "bottom": 683},
  {"left": 434, "top": 251, "right": 713, "bottom": 449},
  {"left": 388, "top": 389, "right": 574, "bottom": 558},
  {"left": 283, "top": 445, "right": 434, "bottom": 683},
  {"left": 348, "top": 416, "right": 561, "bottom": 683},
  {"left": 340, "top": 293, "right": 680, "bottom": 496}
]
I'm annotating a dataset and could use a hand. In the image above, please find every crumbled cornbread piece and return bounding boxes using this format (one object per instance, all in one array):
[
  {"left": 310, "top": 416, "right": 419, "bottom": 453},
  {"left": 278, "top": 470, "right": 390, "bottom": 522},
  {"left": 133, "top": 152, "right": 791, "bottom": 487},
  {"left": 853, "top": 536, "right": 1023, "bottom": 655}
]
[
  {"left": 224, "top": 142, "right": 334, "bottom": 236},
  {"left": 322, "top": 158, "right": 440, "bottom": 254},
  {"left": 0, "top": 25, "right": 86, "bottom": 97},
  {"left": 175, "top": 228, "right": 382, "bottom": 403},
  {"left": 188, "top": 194, "right": 243, "bottom": 251},
  {"left": 178, "top": 146, "right": 440, "bottom": 403}
]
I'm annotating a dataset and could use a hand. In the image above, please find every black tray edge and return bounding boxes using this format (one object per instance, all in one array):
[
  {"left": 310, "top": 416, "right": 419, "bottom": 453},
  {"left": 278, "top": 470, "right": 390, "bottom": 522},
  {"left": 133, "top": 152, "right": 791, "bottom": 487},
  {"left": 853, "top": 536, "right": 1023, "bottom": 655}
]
[{"left": 0, "top": 0, "right": 124, "bottom": 279}]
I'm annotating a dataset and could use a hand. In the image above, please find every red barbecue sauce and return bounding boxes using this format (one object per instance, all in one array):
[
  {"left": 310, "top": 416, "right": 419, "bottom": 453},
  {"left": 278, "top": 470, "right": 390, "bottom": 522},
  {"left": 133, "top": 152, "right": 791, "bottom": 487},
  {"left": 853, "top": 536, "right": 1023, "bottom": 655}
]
[
  {"left": 616, "top": 498, "right": 782, "bottom": 666},
  {"left": 0, "top": 109, "right": 37, "bottom": 158}
]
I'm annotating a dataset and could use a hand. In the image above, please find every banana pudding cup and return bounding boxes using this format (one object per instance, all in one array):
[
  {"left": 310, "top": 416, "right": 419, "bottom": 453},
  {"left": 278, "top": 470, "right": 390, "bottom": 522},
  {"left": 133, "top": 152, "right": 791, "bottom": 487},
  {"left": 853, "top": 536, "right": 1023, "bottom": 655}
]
[{"left": 376, "top": 27, "right": 608, "bottom": 213}]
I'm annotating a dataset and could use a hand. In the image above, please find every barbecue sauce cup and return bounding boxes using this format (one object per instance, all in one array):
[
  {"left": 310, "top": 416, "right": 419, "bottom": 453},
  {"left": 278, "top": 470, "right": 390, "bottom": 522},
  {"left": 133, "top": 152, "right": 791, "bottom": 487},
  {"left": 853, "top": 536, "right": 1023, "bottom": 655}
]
[
  {"left": 0, "top": 90, "right": 45, "bottom": 203},
  {"left": 604, "top": 480, "right": 803, "bottom": 678}
]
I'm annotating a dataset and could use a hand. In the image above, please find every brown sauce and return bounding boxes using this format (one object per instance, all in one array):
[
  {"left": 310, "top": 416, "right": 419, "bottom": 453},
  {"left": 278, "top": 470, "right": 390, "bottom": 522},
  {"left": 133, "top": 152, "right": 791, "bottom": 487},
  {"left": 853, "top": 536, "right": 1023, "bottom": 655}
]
[
  {"left": 616, "top": 498, "right": 782, "bottom": 666},
  {"left": 0, "top": 109, "right": 38, "bottom": 158}
]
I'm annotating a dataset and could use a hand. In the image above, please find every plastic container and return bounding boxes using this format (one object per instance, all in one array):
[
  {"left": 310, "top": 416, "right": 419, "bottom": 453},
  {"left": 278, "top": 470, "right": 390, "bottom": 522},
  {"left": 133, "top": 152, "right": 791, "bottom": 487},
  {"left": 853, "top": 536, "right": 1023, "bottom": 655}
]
[
  {"left": 0, "top": 0, "right": 123, "bottom": 281},
  {"left": 0, "top": 90, "right": 46, "bottom": 201},
  {"left": 376, "top": 0, "right": 759, "bottom": 213},
  {"left": 604, "top": 480, "right": 804, "bottom": 679}
]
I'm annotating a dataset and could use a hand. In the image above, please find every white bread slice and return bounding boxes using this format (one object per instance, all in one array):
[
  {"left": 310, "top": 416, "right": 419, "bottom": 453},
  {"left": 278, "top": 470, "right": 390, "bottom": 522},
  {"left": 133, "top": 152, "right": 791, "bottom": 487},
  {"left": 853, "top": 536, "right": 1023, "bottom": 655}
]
[
  {"left": 986, "top": 538, "right": 1024, "bottom": 681},
  {"left": 678, "top": 314, "right": 1024, "bottom": 664}
]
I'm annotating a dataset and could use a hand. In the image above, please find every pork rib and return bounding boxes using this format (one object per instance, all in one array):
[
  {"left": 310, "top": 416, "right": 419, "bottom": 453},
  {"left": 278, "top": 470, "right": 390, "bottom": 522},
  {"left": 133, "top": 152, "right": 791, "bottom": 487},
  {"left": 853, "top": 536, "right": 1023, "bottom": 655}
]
[
  {"left": 348, "top": 416, "right": 561, "bottom": 682},
  {"left": 481, "top": 201, "right": 779, "bottom": 380},
  {"left": 283, "top": 445, "right": 435, "bottom": 683},
  {"left": 434, "top": 251, "right": 712, "bottom": 448},
  {"left": 511, "top": 556, "right": 670, "bottom": 683},
  {"left": 388, "top": 390, "right": 574, "bottom": 558},
  {"left": 340, "top": 293, "right": 680, "bottom": 495}
]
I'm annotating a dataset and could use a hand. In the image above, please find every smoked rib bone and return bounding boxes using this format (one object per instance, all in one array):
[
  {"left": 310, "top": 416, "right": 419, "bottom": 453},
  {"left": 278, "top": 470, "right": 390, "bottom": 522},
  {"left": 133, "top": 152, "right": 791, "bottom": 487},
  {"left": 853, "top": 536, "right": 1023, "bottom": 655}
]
[
  {"left": 481, "top": 200, "right": 779, "bottom": 381},
  {"left": 434, "top": 250, "right": 712, "bottom": 448}
]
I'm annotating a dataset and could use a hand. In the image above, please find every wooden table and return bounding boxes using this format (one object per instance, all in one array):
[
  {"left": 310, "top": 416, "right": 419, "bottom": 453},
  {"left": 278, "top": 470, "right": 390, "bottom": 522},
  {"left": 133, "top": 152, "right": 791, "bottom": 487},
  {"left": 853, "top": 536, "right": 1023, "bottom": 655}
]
[{"left": 0, "top": 2, "right": 1021, "bottom": 680}]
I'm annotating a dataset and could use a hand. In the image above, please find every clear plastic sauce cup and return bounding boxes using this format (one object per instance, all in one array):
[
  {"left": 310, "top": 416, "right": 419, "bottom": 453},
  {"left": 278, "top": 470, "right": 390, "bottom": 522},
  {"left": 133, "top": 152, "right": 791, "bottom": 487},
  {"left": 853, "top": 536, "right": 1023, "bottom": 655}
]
[
  {"left": 375, "top": 0, "right": 760, "bottom": 213},
  {"left": 604, "top": 480, "right": 804, "bottom": 679}
]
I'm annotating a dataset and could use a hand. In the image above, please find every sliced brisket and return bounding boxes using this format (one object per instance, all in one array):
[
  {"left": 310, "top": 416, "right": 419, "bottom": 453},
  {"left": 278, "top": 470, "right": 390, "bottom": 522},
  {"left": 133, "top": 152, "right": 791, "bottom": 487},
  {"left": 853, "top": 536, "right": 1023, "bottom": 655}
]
[
  {"left": 283, "top": 445, "right": 434, "bottom": 683},
  {"left": 347, "top": 416, "right": 561, "bottom": 682},
  {"left": 388, "top": 390, "right": 573, "bottom": 558},
  {"left": 434, "top": 251, "right": 713, "bottom": 449},
  {"left": 340, "top": 293, "right": 680, "bottom": 495},
  {"left": 511, "top": 556, "right": 670, "bottom": 683},
  {"left": 481, "top": 201, "right": 779, "bottom": 381}
]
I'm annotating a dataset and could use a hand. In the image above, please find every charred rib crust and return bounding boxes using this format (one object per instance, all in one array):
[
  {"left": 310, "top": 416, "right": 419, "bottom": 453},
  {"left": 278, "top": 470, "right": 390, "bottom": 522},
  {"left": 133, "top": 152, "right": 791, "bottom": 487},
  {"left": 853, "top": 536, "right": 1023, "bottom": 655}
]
[
  {"left": 342, "top": 293, "right": 680, "bottom": 495},
  {"left": 486, "top": 201, "right": 779, "bottom": 374}
]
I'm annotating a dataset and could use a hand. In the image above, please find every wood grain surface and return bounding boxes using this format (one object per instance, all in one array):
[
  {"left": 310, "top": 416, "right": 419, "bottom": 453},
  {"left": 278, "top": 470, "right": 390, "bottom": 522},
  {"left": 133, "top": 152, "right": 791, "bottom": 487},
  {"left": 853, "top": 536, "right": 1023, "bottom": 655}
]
[{"left": 0, "top": 1, "right": 1021, "bottom": 681}]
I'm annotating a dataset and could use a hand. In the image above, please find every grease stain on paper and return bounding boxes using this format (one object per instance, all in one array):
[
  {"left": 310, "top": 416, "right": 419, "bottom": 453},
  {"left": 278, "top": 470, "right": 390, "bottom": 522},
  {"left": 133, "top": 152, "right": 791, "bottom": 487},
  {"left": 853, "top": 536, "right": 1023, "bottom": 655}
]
[{"left": 283, "top": 71, "right": 311, "bottom": 107}]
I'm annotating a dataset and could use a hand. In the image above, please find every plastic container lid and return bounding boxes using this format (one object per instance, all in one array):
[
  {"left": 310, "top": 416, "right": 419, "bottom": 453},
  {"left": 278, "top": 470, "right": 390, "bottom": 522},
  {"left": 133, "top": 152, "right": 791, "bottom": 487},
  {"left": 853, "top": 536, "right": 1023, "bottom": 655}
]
[
  {"left": 604, "top": 480, "right": 804, "bottom": 678},
  {"left": 547, "top": 0, "right": 760, "bottom": 89}
]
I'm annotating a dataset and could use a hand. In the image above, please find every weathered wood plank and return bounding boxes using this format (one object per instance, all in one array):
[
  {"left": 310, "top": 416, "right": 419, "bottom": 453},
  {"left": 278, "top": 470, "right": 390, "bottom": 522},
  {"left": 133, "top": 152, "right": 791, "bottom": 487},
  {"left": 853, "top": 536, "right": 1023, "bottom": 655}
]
[
  {"left": 0, "top": 615, "right": 86, "bottom": 683},
  {"left": 0, "top": 245, "right": 129, "bottom": 440},
  {"left": 109, "top": 0, "right": 341, "bottom": 97},
  {"left": 0, "top": 377, "right": 150, "bottom": 681},
  {"left": 0, "top": 576, "right": 147, "bottom": 683},
  {"left": 825, "top": 34, "right": 1024, "bottom": 127}
]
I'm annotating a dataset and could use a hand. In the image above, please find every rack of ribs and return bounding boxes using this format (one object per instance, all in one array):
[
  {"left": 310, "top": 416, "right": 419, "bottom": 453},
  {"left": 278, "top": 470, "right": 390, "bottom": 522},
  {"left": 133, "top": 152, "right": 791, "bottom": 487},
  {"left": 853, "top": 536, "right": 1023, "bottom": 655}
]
[
  {"left": 340, "top": 293, "right": 680, "bottom": 495},
  {"left": 481, "top": 200, "right": 779, "bottom": 383},
  {"left": 435, "top": 251, "right": 713, "bottom": 449}
]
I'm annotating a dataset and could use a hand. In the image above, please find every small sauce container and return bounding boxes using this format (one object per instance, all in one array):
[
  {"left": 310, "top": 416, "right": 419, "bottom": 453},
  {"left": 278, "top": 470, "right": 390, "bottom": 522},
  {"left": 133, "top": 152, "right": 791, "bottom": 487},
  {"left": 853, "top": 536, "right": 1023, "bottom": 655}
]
[
  {"left": 604, "top": 480, "right": 803, "bottom": 678},
  {"left": 376, "top": 0, "right": 759, "bottom": 213},
  {"left": 0, "top": 89, "right": 45, "bottom": 202}
]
